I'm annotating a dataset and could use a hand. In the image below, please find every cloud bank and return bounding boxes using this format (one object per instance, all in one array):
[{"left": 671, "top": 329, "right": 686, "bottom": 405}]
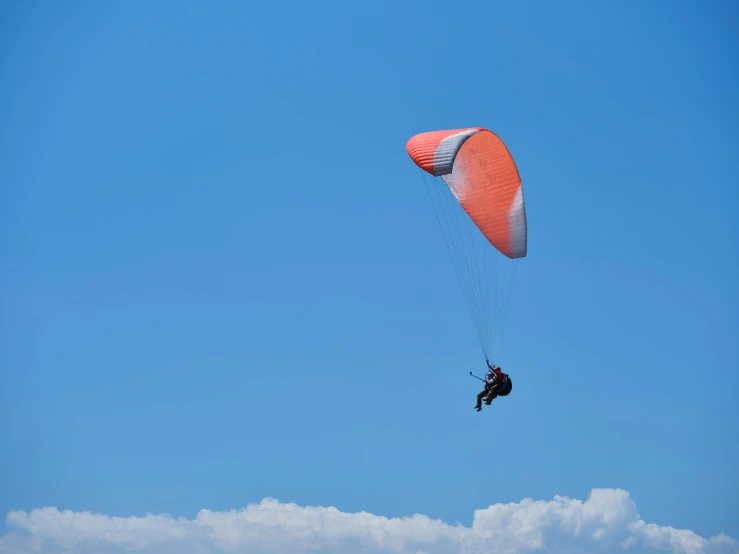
[{"left": 1, "top": 488, "right": 736, "bottom": 554}]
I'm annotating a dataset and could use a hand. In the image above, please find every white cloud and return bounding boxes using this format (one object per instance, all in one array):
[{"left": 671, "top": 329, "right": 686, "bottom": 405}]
[{"left": 0, "top": 488, "right": 736, "bottom": 554}]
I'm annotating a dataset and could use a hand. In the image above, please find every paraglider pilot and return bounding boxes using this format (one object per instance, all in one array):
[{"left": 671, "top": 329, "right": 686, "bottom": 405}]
[{"left": 475, "top": 361, "right": 512, "bottom": 412}]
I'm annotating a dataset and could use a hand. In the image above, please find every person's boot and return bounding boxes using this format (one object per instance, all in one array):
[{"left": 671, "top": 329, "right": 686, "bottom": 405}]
[{"left": 474, "top": 404, "right": 482, "bottom": 412}]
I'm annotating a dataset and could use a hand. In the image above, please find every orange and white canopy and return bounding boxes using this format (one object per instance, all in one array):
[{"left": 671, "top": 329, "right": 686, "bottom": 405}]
[{"left": 406, "top": 128, "right": 527, "bottom": 259}]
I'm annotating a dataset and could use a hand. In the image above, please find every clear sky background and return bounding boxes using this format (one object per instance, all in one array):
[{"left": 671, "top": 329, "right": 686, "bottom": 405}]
[{"left": 1, "top": 1, "right": 737, "bottom": 553}]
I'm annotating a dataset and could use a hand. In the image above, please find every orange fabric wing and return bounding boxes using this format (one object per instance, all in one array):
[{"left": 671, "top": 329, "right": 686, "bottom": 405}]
[{"left": 406, "top": 128, "right": 527, "bottom": 259}]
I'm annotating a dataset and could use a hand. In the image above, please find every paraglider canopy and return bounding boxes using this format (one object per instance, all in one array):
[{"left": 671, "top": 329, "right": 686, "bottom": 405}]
[{"left": 406, "top": 128, "right": 527, "bottom": 259}]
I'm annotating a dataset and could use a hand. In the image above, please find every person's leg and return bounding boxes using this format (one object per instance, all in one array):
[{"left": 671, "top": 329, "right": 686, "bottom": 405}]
[
  {"left": 475, "top": 389, "right": 487, "bottom": 410},
  {"left": 484, "top": 391, "right": 497, "bottom": 405}
]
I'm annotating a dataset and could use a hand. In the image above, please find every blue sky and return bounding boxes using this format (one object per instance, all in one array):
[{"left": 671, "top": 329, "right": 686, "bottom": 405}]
[{"left": 1, "top": 1, "right": 737, "bottom": 552}]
